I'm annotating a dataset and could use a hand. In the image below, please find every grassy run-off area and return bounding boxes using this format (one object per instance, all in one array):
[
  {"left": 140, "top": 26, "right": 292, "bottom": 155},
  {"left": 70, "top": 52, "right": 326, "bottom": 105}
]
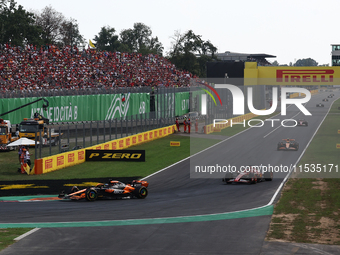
[
  {"left": 0, "top": 228, "right": 33, "bottom": 251},
  {"left": 0, "top": 135, "right": 219, "bottom": 181},
  {"left": 266, "top": 97, "right": 340, "bottom": 245}
]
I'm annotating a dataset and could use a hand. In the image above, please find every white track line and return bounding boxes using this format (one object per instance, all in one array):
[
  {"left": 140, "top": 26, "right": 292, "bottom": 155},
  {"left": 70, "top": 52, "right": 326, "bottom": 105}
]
[
  {"left": 142, "top": 105, "right": 295, "bottom": 181},
  {"left": 141, "top": 121, "right": 260, "bottom": 180},
  {"left": 263, "top": 111, "right": 301, "bottom": 138},
  {"left": 14, "top": 228, "right": 40, "bottom": 241}
]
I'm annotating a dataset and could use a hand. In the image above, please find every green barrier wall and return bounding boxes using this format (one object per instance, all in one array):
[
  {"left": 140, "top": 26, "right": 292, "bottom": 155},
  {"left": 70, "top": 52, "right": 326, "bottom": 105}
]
[
  {"left": 0, "top": 91, "right": 195, "bottom": 124},
  {"left": 0, "top": 93, "right": 150, "bottom": 124}
]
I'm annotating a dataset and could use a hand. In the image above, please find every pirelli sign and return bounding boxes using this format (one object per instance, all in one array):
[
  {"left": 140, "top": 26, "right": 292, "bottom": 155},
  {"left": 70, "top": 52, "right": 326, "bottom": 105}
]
[
  {"left": 86, "top": 150, "right": 145, "bottom": 162},
  {"left": 244, "top": 62, "right": 340, "bottom": 85},
  {"left": 276, "top": 69, "right": 334, "bottom": 83}
]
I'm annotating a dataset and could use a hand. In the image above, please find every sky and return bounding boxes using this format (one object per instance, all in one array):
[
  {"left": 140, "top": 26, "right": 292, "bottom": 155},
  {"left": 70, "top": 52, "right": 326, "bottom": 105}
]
[{"left": 16, "top": 0, "right": 339, "bottom": 66}]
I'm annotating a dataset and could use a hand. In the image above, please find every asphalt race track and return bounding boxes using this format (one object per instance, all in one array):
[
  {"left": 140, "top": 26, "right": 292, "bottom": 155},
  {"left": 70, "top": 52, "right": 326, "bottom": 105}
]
[{"left": 1, "top": 90, "right": 340, "bottom": 255}]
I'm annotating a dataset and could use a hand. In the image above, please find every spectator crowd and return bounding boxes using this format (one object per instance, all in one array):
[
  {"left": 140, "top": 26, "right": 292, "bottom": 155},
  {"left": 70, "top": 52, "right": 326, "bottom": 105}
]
[{"left": 0, "top": 43, "right": 195, "bottom": 95}]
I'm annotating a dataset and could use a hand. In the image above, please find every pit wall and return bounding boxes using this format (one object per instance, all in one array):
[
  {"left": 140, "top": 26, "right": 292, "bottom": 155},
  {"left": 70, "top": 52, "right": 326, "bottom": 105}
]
[{"left": 33, "top": 125, "right": 176, "bottom": 175}]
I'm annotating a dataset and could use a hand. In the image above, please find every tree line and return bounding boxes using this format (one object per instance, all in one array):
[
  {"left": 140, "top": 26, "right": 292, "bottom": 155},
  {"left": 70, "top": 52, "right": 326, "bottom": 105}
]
[
  {"left": 0, "top": 0, "right": 324, "bottom": 77},
  {"left": 271, "top": 58, "right": 328, "bottom": 67}
]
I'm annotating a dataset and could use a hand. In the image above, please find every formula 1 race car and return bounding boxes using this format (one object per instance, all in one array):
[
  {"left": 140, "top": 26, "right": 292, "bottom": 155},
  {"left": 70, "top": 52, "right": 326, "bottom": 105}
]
[
  {"left": 316, "top": 103, "right": 324, "bottom": 107},
  {"left": 328, "top": 95, "right": 333, "bottom": 98},
  {"left": 277, "top": 139, "right": 299, "bottom": 151},
  {"left": 222, "top": 166, "right": 273, "bottom": 184},
  {"left": 296, "top": 119, "right": 308, "bottom": 126},
  {"left": 58, "top": 179, "right": 149, "bottom": 201},
  {"left": 322, "top": 98, "right": 329, "bottom": 102}
]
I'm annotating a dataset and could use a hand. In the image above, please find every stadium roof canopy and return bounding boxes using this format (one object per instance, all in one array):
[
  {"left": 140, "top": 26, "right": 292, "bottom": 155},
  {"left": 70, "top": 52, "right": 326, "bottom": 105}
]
[{"left": 212, "top": 51, "right": 276, "bottom": 61}]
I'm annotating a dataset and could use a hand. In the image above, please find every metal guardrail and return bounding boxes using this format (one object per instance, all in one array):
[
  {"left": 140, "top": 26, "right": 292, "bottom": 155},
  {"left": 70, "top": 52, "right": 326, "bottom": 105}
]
[{"left": 35, "top": 112, "right": 177, "bottom": 159}]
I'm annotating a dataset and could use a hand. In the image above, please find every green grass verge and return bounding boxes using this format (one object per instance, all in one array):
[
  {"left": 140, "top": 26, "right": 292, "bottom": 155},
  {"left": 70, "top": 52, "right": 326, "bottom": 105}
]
[
  {"left": 0, "top": 228, "right": 33, "bottom": 251},
  {"left": 0, "top": 135, "right": 220, "bottom": 180},
  {"left": 266, "top": 98, "right": 340, "bottom": 244},
  {"left": 295, "top": 97, "right": 340, "bottom": 178}
]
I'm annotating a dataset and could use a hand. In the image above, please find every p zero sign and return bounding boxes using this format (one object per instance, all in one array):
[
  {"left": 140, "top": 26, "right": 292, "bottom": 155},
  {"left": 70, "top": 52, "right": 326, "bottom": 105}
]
[{"left": 86, "top": 150, "right": 145, "bottom": 162}]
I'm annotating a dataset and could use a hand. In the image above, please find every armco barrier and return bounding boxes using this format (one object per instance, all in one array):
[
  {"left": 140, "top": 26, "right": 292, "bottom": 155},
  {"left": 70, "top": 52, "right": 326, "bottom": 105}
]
[
  {"left": 289, "top": 89, "right": 318, "bottom": 98},
  {"left": 33, "top": 125, "right": 176, "bottom": 174}
]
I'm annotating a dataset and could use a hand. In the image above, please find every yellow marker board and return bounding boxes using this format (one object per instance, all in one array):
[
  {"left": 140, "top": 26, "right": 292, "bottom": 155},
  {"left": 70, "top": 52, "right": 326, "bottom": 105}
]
[{"left": 170, "top": 141, "right": 180, "bottom": 146}]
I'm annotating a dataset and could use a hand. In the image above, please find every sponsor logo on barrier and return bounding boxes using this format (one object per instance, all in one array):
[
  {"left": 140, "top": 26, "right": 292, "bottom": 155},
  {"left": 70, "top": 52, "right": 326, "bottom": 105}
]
[
  {"left": 104, "top": 144, "right": 109, "bottom": 149},
  {"left": 138, "top": 135, "right": 142, "bottom": 142},
  {"left": 144, "top": 133, "right": 148, "bottom": 141},
  {"left": 170, "top": 141, "right": 180, "bottom": 146},
  {"left": 337, "top": 144, "right": 340, "bottom": 149},
  {"left": 119, "top": 140, "right": 124, "bottom": 148},
  {"left": 159, "top": 129, "right": 162, "bottom": 136},
  {"left": 132, "top": 136, "right": 137, "bottom": 144},
  {"left": 112, "top": 141, "right": 117, "bottom": 149},
  {"left": 57, "top": 156, "right": 64, "bottom": 166},
  {"left": 68, "top": 153, "right": 74, "bottom": 163},
  {"left": 78, "top": 151, "right": 85, "bottom": 160},
  {"left": 105, "top": 93, "right": 131, "bottom": 120},
  {"left": 45, "top": 159, "right": 53, "bottom": 170},
  {"left": 149, "top": 132, "right": 153, "bottom": 139},
  {"left": 154, "top": 131, "right": 158, "bottom": 138},
  {"left": 86, "top": 150, "right": 145, "bottom": 162},
  {"left": 276, "top": 69, "right": 334, "bottom": 83},
  {"left": 126, "top": 138, "right": 130, "bottom": 146}
]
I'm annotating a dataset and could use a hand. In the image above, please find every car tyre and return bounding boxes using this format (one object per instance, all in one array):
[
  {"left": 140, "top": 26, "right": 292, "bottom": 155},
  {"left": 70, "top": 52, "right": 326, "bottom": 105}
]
[
  {"left": 85, "top": 188, "right": 98, "bottom": 201},
  {"left": 224, "top": 178, "right": 231, "bottom": 184},
  {"left": 134, "top": 186, "right": 148, "bottom": 199}
]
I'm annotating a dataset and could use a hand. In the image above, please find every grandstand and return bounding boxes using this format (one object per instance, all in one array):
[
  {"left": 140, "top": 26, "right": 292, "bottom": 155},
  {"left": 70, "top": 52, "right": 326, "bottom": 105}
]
[{"left": 0, "top": 43, "right": 194, "bottom": 98}]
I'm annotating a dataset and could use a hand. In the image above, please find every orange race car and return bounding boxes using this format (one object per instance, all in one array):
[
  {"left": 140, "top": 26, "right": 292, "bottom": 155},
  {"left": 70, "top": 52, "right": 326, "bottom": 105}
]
[
  {"left": 277, "top": 138, "right": 299, "bottom": 151},
  {"left": 58, "top": 179, "right": 148, "bottom": 201}
]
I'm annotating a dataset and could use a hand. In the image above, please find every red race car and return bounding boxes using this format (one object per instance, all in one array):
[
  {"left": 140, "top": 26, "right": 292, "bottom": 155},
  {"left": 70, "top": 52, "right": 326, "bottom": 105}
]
[
  {"left": 223, "top": 166, "right": 273, "bottom": 184},
  {"left": 58, "top": 179, "right": 149, "bottom": 201},
  {"left": 296, "top": 119, "right": 308, "bottom": 126}
]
